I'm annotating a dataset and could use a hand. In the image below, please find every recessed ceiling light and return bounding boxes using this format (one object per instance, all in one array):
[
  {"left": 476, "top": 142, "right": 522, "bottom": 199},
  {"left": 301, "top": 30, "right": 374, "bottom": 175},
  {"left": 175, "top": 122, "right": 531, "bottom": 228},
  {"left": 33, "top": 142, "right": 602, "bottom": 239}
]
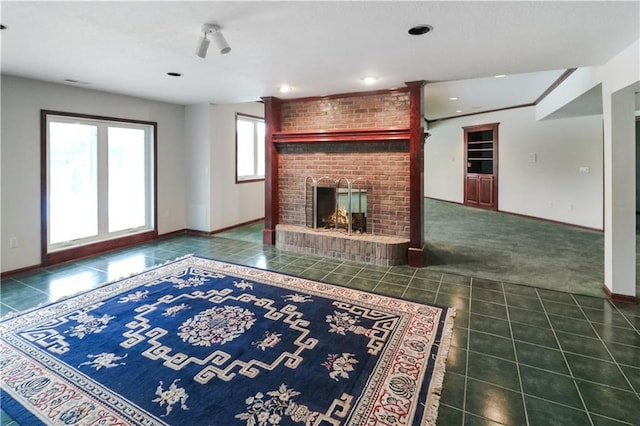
[
  {"left": 449, "top": 97, "right": 458, "bottom": 101},
  {"left": 456, "top": 110, "right": 463, "bottom": 113},
  {"left": 279, "top": 85, "right": 294, "bottom": 93},
  {"left": 494, "top": 74, "right": 506, "bottom": 78},
  {"left": 63, "top": 79, "right": 89, "bottom": 85},
  {"left": 361, "top": 76, "right": 379, "bottom": 84},
  {"left": 167, "top": 72, "right": 182, "bottom": 77},
  {"left": 408, "top": 25, "right": 433, "bottom": 36}
]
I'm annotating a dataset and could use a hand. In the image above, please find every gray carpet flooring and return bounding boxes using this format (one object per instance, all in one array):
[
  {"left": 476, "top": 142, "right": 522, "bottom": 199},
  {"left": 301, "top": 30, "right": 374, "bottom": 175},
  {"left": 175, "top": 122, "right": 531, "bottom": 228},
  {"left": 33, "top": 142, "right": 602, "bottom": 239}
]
[{"left": 423, "top": 198, "right": 639, "bottom": 298}]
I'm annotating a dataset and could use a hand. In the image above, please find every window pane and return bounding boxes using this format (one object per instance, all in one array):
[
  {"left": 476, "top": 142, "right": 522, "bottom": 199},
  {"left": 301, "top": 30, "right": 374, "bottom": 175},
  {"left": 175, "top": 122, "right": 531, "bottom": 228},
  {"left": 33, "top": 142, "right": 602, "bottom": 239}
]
[
  {"left": 49, "top": 122, "right": 98, "bottom": 244},
  {"left": 237, "top": 119, "right": 256, "bottom": 178},
  {"left": 256, "top": 122, "right": 265, "bottom": 177},
  {"left": 108, "top": 127, "right": 146, "bottom": 232}
]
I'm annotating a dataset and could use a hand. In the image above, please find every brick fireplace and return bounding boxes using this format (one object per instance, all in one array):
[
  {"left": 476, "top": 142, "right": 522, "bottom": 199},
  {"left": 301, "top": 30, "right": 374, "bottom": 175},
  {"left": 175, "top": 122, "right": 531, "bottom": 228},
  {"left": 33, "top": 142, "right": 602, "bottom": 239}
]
[{"left": 262, "top": 82, "right": 426, "bottom": 266}]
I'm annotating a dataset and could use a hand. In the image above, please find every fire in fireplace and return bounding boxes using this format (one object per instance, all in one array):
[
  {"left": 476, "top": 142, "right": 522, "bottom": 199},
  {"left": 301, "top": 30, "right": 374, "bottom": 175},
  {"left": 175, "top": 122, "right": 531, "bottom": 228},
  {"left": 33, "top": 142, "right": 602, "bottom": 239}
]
[{"left": 306, "top": 176, "right": 367, "bottom": 234}]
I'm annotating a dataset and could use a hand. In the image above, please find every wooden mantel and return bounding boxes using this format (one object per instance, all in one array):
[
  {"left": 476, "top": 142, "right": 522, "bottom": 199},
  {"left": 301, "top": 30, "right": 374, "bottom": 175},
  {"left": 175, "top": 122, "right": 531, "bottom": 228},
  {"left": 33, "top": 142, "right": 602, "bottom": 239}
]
[
  {"left": 272, "top": 127, "right": 411, "bottom": 144},
  {"left": 262, "top": 81, "right": 426, "bottom": 267}
]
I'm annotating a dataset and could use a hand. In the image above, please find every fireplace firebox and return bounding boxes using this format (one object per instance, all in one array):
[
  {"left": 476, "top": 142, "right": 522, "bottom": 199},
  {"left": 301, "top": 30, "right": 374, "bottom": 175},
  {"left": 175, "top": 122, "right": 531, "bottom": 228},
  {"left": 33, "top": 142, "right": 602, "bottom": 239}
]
[{"left": 306, "top": 176, "right": 368, "bottom": 234}]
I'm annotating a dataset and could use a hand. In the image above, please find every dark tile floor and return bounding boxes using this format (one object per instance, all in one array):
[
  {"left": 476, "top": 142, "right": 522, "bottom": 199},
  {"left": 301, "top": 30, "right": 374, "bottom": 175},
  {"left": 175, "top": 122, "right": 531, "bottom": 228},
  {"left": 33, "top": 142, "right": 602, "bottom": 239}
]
[{"left": 1, "top": 228, "right": 639, "bottom": 425}]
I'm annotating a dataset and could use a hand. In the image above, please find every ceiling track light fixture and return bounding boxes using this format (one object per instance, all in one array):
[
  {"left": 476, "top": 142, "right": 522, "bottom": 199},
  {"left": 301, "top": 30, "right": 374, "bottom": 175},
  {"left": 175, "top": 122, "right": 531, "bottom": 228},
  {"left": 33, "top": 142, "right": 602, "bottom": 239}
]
[{"left": 196, "top": 23, "right": 231, "bottom": 58}]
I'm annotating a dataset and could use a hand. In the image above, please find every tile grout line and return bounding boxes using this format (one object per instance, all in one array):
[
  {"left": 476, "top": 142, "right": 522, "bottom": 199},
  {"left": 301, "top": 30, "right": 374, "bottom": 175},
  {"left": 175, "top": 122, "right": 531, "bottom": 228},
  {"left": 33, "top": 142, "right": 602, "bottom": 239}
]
[
  {"left": 464, "top": 339, "right": 640, "bottom": 395},
  {"left": 371, "top": 267, "right": 393, "bottom": 293},
  {"left": 433, "top": 272, "right": 445, "bottom": 302},
  {"left": 501, "top": 282, "right": 530, "bottom": 426},
  {"left": 346, "top": 263, "right": 373, "bottom": 288},
  {"left": 461, "top": 277, "right": 474, "bottom": 425},
  {"left": 448, "top": 370, "right": 608, "bottom": 418},
  {"left": 570, "top": 294, "right": 640, "bottom": 400},
  {"left": 608, "top": 299, "right": 640, "bottom": 334},
  {"left": 399, "top": 268, "right": 420, "bottom": 299},
  {"left": 307, "top": 259, "right": 343, "bottom": 283},
  {"left": 534, "top": 287, "right": 595, "bottom": 426}
]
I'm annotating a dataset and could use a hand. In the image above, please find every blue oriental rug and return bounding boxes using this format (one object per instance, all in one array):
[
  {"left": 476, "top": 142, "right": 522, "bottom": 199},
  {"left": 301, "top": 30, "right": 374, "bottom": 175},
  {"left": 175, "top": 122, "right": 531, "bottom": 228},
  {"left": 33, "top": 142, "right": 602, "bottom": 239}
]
[{"left": 1, "top": 256, "right": 455, "bottom": 425}]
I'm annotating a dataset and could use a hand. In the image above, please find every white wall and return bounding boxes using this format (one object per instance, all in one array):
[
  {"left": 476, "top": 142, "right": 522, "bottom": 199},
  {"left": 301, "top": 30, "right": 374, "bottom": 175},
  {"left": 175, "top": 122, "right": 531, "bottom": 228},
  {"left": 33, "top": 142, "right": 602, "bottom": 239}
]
[
  {"left": 600, "top": 39, "right": 640, "bottom": 297},
  {"left": 536, "top": 67, "right": 602, "bottom": 121},
  {"left": 210, "top": 102, "right": 265, "bottom": 231},
  {"left": 1, "top": 75, "right": 187, "bottom": 272},
  {"left": 425, "top": 106, "right": 603, "bottom": 229},
  {"left": 185, "top": 103, "right": 212, "bottom": 231},
  {"left": 184, "top": 101, "right": 264, "bottom": 232}
]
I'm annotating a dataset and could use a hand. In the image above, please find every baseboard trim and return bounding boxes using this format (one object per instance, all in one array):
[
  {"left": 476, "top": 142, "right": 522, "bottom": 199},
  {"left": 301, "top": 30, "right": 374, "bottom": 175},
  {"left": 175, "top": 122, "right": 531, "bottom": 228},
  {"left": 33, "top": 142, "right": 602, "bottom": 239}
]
[
  {"left": 185, "top": 217, "right": 265, "bottom": 236},
  {"left": 498, "top": 209, "right": 603, "bottom": 232},
  {"left": 603, "top": 285, "right": 638, "bottom": 304},
  {"left": 424, "top": 197, "right": 604, "bottom": 232},
  {"left": 0, "top": 263, "right": 42, "bottom": 278},
  {"left": 1, "top": 219, "right": 266, "bottom": 278}
]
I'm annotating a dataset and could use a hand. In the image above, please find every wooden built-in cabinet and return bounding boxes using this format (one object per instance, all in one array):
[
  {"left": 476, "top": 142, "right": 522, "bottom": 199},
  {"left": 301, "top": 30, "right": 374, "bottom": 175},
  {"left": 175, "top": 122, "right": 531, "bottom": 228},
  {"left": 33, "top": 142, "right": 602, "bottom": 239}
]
[{"left": 464, "top": 123, "right": 498, "bottom": 210}]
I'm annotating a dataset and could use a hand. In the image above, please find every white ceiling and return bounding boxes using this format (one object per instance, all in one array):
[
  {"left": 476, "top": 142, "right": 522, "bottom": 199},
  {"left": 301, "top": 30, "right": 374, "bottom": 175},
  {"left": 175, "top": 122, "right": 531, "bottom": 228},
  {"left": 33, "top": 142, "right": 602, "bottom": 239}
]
[{"left": 1, "top": 1, "right": 638, "bottom": 120}]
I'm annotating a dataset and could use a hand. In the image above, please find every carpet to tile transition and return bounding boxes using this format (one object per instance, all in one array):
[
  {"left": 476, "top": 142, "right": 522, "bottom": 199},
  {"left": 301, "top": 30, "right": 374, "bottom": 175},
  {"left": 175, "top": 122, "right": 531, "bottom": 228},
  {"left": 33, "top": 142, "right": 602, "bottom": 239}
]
[{"left": 0, "top": 256, "right": 455, "bottom": 425}]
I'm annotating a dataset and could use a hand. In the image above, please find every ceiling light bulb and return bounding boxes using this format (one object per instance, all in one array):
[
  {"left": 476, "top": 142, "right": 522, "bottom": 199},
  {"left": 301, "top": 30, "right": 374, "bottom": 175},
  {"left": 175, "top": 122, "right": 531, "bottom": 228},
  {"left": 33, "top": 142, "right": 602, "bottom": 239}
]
[
  {"left": 279, "top": 86, "right": 294, "bottom": 93},
  {"left": 494, "top": 74, "right": 506, "bottom": 78},
  {"left": 449, "top": 97, "right": 458, "bottom": 101},
  {"left": 361, "top": 76, "right": 378, "bottom": 84}
]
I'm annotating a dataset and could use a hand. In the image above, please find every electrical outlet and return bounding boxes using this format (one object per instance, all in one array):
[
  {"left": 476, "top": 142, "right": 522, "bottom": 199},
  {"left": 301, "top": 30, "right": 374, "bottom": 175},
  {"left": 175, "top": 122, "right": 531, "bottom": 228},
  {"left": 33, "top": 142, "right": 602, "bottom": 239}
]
[{"left": 9, "top": 237, "right": 18, "bottom": 248}]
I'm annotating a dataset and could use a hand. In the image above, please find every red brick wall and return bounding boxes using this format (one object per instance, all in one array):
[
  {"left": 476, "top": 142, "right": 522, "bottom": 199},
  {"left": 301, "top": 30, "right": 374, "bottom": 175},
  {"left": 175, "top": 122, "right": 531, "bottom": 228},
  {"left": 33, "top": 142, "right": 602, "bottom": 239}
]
[
  {"left": 276, "top": 90, "right": 412, "bottom": 238},
  {"left": 280, "top": 92, "right": 410, "bottom": 132},
  {"left": 278, "top": 150, "right": 410, "bottom": 237}
]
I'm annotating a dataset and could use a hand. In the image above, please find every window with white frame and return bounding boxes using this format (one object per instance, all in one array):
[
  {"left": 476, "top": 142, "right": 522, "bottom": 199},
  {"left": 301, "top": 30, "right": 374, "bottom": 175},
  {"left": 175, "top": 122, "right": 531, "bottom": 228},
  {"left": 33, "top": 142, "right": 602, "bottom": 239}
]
[
  {"left": 44, "top": 111, "right": 156, "bottom": 253},
  {"left": 236, "top": 113, "right": 265, "bottom": 182}
]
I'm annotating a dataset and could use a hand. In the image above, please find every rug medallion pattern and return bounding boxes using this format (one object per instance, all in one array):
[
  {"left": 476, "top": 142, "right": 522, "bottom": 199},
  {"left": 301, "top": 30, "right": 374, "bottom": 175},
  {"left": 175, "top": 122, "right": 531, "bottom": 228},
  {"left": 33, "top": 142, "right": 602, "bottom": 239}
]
[{"left": 0, "top": 256, "right": 455, "bottom": 425}]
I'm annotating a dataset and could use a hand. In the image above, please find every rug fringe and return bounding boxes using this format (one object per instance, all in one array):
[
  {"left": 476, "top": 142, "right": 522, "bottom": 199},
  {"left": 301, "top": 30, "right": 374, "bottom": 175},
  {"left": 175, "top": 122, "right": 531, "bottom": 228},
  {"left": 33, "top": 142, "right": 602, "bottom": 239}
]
[{"left": 422, "top": 307, "right": 457, "bottom": 426}]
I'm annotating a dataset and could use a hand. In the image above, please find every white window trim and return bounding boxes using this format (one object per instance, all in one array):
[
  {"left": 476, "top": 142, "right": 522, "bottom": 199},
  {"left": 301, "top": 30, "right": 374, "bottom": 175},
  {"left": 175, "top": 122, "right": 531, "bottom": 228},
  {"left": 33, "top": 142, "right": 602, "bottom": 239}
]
[
  {"left": 236, "top": 113, "right": 265, "bottom": 183},
  {"left": 43, "top": 112, "right": 156, "bottom": 254}
]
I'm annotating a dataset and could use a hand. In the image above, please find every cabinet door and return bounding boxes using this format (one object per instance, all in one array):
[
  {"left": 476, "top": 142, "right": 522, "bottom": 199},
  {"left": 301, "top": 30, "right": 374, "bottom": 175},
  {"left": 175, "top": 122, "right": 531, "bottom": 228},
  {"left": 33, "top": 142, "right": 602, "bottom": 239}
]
[
  {"left": 478, "top": 175, "right": 495, "bottom": 207},
  {"left": 465, "top": 175, "right": 479, "bottom": 205}
]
